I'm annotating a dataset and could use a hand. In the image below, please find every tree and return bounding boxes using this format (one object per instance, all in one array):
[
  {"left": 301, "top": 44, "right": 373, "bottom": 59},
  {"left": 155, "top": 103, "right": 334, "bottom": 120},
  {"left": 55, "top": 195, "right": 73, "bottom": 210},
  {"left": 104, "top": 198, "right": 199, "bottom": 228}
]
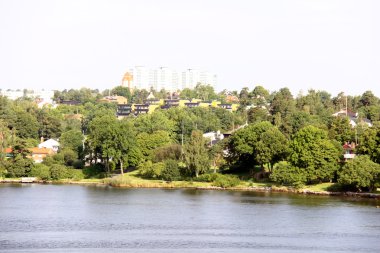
[
  {"left": 251, "top": 85, "right": 269, "bottom": 107},
  {"left": 328, "top": 116, "right": 355, "bottom": 144},
  {"left": 5, "top": 154, "right": 34, "bottom": 177},
  {"left": 183, "top": 130, "right": 210, "bottom": 177},
  {"left": 356, "top": 123, "right": 380, "bottom": 163},
  {"left": 270, "top": 88, "right": 295, "bottom": 118},
  {"left": 37, "top": 108, "right": 62, "bottom": 139},
  {"left": 60, "top": 130, "right": 83, "bottom": 156},
  {"left": 289, "top": 126, "right": 341, "bottom": 183},
  {"left": 12, "top": 109, "right": 39, "bottom": 139},
  {"left": 239, "top": 87, "right": 251, "bottom": 106},
  {"left": 338, "top": 155, "right": 380, "bottom": 192},
  {"left": 270, "top": 161, "right": 307, "bottom": 188},
  {"left": 87, "top": 116, "right": 138, "bottom": 174},
  {"left": 137, "top": 130, "right": 172, "bottom": 161},
  {"left": 194, "top": 84, "right": 217, "bottom": 101},
  {"left": 134, "top": 110, "right": 175, "bottom": 135},
  {"left": 227, "top": 121, "right": 288, "bottom": 170},
  {"left": 255, "top": 127, "right": 289, "bottom": 171},
  {"left": 111, "top": 86, "right": 132, "bottom": 102},
  {"left": 359, "top": 90, "right": 378, "bottom": 107},
  {"left": 161, "top": 159, "right": 181, "bottom": 181},
  {"left": 0, "top": 119, "right": 12, "bottom": 161}
]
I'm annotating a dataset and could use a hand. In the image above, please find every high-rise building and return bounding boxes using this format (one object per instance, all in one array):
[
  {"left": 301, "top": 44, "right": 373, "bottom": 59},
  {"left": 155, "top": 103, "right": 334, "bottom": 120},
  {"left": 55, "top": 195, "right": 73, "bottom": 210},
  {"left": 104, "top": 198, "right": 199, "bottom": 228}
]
[{"left": 122, "top": 66, "right": 217, "bottom": 91}]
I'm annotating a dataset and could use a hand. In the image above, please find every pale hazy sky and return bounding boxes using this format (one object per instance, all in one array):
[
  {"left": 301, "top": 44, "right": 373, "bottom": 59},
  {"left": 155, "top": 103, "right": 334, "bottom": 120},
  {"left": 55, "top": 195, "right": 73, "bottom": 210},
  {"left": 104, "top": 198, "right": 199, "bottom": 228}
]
[{"left": 0, "top": 0, "right": 379, "bottom": 96}]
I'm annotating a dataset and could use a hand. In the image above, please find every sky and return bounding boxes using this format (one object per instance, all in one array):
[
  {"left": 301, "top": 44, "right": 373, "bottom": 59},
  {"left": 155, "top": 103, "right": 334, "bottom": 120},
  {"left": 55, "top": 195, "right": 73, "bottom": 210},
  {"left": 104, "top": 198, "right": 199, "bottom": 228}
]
[{"left": 0, "top": 0, "right": 379, "bottom": 97}]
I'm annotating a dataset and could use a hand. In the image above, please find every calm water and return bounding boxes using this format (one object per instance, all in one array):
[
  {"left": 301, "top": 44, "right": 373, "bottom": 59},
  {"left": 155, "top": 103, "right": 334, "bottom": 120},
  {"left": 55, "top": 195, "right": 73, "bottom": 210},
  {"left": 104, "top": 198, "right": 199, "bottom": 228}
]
[{"left": 0, "top": 184, "right": 379, "bottom": 253}]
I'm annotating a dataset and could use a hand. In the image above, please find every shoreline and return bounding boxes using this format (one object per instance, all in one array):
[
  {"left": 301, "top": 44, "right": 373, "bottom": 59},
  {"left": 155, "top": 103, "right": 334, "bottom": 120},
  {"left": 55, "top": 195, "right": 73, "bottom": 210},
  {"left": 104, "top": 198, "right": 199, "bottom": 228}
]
[{"left": 1, "top": 178, "right": 380, "bottom": 200}]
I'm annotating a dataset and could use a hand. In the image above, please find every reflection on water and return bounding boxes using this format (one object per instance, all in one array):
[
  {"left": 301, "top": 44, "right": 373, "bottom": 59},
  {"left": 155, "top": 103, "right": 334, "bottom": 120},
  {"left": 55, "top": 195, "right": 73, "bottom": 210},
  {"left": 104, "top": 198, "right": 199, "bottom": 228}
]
[{"left": 0, "top": 184, "right": 379, "bottom": 253}]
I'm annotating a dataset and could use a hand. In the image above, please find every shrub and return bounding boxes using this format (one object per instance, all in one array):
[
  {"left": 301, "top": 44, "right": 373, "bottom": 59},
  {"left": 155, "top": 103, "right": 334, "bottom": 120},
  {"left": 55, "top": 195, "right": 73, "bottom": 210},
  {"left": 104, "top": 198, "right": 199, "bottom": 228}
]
[
  {"left": 66, "top": 168, "right": 85, "bottom": 181},
  {"left": 73, "top": 159, "right": 84, "bottom": 169},
  {"left": 194, "top": 173, "right": 219, "bottom": 182},
  {"left": 338, "top": 155, "right": 380, "bottom": 192},
  {"left": 49, "top": 164, "right": 68, "bottom": 180},
  {"left": 161, "top": 159, "right": 181, "bottom": 182},
  {"left": 270, "top": 161, "right": 307, "bottom": 188},
  {"left": 212, "top": 174, "right": 240, "bottom": 188},
  {"left": 138, "top": 161, "right": 164, "bottom": 179},
  {"left": 153, "top": 144, "right": 182, "bottom": 162},
  {"left": 82, "top": 164, "right": 106, "bottom": 179},
  {"left": 0, "top": 160, "right": 8, "bottom": 177},
  {"left": 6, "top": 155, "right": 34, "bottom": 178},
  {"left": 30, "top": 164, "right": 51, "bottom": 180}
]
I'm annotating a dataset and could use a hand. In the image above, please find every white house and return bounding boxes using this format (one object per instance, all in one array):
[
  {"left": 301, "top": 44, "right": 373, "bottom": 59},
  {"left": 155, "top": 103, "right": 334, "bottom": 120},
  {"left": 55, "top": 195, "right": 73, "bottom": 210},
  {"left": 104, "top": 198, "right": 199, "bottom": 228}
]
[
  {"left": 38, "top": 139, "right": 60, "bottom": 153},
  {"left": 332, "top": 109, "right": 372, "bottom": 127},
  {"left": 203, "top": 131, "right": 224, "bottom": 146}
]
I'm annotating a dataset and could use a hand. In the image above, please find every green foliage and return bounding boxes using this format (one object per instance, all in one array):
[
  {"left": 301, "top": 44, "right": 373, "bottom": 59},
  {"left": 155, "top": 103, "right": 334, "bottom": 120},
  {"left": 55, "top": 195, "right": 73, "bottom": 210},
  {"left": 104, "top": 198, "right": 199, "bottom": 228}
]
[
  {"left": 60, "top": 148, "right": 78, "bottom": 166},
  {"left": 5, "top": 155, "right": 34, "bottom": 177},
  {"left": 66, "top": 168, "right": 85, "bottom": 181},
  {"left": 194, "top": 173, "right": 219, "bottom": 182},
  {"left": 212, "top": 174, "right": 240, "bottom": 188},
  {"left": 269, "top": 161, "right": 306, "bottom": 188},
  {"left": 356, "top": 123, "right": 380, "bottom": 163},
  {"left": 289, "top": 126, "right": 340, "bottom": 183},
  {"left": 137, "top": 130, "right": 173, "bottom": 160},
  {"left": 60, "top": 130, "right": 83, "bottom": 154},
  {"left": 161, "top": 159, "right": 181, "bottom": 181},
  {"left": 138, "top": 161, "right": 164, "bottom": 179},
  {"left": 183, "top": 130, "right": 210, "bottom": 177},
  {"left": 227, "top": 121, "right": 288, "bottom": 170},
  {"left": 153, "top": 144, "right": 182, "bottom": 162},
  {"left": 328, "top": 116, "right": 354, "bottom": 143},
  {"left": 37, "top": 108, "right": 62, "bottom": 139},
  {"left": 111, "top": 86, "right": 132, "bottom": 101},
  {"left": 30, "top": 163, "right": 51, "bottom": 180},
  {"left": 49, "top": 164, "right": 68, "bottom": 180},
  {"left": 338, "top": 155, "right": 380, "bottom": 192},
  {"left": 82, "top": 164, "right": 106, "bottom": 179}
]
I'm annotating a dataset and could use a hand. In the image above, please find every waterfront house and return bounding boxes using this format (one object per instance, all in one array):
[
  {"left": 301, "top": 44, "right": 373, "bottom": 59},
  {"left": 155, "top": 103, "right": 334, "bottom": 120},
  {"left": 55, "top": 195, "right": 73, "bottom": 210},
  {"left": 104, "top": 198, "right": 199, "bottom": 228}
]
[
  {"left": 38, "top": 139, "right": 60, "bottom": 153},
  {"left": 343, "top": 142, "right": 356, "bottom": 161},
  {"left": 332, "top": 109, "right": 372, "bottom": 127}
]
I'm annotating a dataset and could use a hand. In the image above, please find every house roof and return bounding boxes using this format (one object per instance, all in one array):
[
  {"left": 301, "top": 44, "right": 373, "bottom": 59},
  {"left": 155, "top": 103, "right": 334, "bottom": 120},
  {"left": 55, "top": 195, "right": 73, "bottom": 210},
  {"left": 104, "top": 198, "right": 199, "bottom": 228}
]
[
  {"left": 4, "top": 147, "right": 54, "bottom": 155},
  {"left": 39, "top": 139, "right": 60, "bottom": 147},
  {"left": 29, "top": 147, "right": 55, "bottom": 155}
]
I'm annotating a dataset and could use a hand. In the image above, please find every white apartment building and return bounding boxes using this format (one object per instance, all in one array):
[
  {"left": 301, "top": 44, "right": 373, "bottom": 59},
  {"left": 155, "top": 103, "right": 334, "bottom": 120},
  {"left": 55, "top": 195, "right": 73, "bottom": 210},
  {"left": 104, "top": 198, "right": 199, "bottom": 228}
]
[
  {"left": 123, "top": 66, "right": 216, "bottom": 91},
  {"left": 0, "top": 89, "right": 54, "bottom": 101}
]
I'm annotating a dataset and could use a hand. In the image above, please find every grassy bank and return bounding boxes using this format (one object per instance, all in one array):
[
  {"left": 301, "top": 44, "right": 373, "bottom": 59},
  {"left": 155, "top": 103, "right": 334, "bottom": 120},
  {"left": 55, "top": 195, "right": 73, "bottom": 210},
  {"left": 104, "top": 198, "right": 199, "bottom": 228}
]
[{"left": 2, "top": 174, "right": 379, "bottom": 199}]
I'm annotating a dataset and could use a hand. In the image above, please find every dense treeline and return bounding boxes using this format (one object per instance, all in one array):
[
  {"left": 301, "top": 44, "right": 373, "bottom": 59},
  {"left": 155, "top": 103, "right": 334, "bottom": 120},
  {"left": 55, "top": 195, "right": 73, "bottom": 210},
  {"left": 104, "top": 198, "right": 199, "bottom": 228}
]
[{"left": 1, "top": 85, "right": 380, "bottom": 191}]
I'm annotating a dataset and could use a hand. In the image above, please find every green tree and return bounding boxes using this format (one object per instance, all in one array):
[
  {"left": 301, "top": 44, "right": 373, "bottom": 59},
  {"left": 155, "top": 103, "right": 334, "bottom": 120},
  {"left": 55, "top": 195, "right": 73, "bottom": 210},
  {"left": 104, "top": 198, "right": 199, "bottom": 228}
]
[
  {"left": 161, "top": 159, "right": 181, "bottom": 181},
  {"left": 356, "top": 123, "right": 380, "bottom": 163},
  {"left": 5, "top": 155, "right": 34, "bottom": 177},
  {"left": 30, "top": 163, "right": 51, "bottom": 180},
  {"left": 269, "top": 161, "right": 306, "bottom": 188},
  {"left": 194, "top": 84, "right": 217, "bottom": 101},
  {"left": 328, "top": 116, "right": 354, "bottom": 143},
  {"left": 227, "top": 121, "right": 288, "bottom": 170},
  {"left": 134, "top": 110, "right": 175, "bottom": 135},
  {"left": 359, "top": 90, "right": 378, "bottom": 107},
  {"left": 338, "top": 155, "right": 380, "bottom": 191},
  {"left": 37, "top": 108, "right": 62, "bottom": 139},
  {"left": 289, "top": 126, "right": 341, "bottom": 183},
  {"left": 255, "top": 127, "right": 289, "bottom": 171},
  {"left": 137, "top": 130, "right": 173, "bottom": 161},
  {"left": 60, "top": 130, "right": 83, "bottom": 155},
  {"left": 12, "top": 109, "right": 39, "bottom": 139},
  {"left": 183, "top": 130, "right": 210, "bottom": 177},
  {"left": 111, "top": 86, "right": 132, "bottom": 101},
  {"left": 251, "top": 85, "right": 269, "bottom": 107}
]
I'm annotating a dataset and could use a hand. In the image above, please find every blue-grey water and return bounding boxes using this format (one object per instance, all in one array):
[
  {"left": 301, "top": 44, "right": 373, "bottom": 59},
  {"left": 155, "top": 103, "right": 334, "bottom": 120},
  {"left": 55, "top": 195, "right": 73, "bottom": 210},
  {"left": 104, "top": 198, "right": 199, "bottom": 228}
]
[{"left": 0, "top": 184, "right": 379, "bottom": 253}]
